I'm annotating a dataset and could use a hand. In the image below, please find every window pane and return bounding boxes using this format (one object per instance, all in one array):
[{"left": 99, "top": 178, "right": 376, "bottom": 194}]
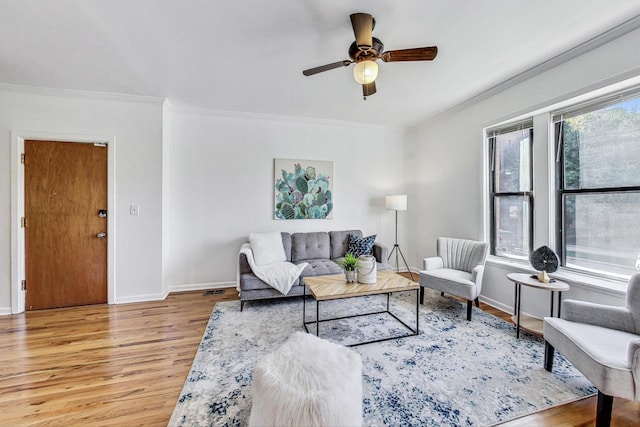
[
  {"left": 563, "top": 98, "right": 640, "bottom": 190},
  {"left": 494, "top": 130, "right": 531, "bottom": 193},
  {"left": 564, "top": 192, "right": 640, "bottom": 275},
  {"left": 494, "top": 196, "right": 530, "bottom": 259}
]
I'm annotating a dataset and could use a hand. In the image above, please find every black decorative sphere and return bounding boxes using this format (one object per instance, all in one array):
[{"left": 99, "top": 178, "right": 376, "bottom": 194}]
[{"left": 530, "top": 246, "right": 559, "bottom": 273}]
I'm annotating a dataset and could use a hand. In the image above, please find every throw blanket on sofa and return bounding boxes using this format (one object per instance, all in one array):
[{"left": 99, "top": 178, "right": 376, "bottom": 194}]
[{"left": 238, "top": 244, "right": 308, "bottom": 295}]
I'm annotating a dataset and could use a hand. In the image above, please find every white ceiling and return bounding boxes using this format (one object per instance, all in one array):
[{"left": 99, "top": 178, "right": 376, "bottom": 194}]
[{"left": 1, "top": 1, "right": 640, "bottom": 127}]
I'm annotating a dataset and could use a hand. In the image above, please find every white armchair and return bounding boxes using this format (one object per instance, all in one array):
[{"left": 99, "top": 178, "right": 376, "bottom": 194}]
[
  {"left": 418, "top": 237, "right": 489, "bottom": 321},
  {"left": 543, "top": 273, "right": 640, "bottom": 427}
]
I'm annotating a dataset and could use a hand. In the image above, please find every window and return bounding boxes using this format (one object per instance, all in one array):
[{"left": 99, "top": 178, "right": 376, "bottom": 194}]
[
  {"left": 554, "top": 91, "right": 640, "bottom": 276},
  {"left": 488, "top": 120, "right": 533, "bottom": 259}
]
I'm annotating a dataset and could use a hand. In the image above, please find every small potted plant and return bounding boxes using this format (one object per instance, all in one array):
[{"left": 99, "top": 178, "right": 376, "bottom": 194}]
[{"left": 338, "top": 252, "right": 358, "bottom": 283}]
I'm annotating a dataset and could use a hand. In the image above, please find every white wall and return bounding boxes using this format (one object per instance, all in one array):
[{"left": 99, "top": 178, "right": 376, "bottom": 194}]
[
  {"left": 5, "top": 24, "right": 639, "bottom": 315},
  {"left": 164, "top": 108, "right": 406, "bottom": 289},
  {"left": 407, "top": 27, "right": 640, "bottom": 318},
  {"left": 0, "top": 86, "right": 164, "bottom": 312}
]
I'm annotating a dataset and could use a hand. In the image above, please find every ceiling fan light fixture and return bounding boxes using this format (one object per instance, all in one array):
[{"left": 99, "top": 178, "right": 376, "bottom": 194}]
[{"left": 353, "top": 60, "right": 378, "bottom": 84}]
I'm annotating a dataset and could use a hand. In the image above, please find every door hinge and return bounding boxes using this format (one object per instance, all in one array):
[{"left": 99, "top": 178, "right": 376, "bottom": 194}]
[
  {"left": 93, "top": 142, "right": 107, "bottom": 147},
  {"left": 21, "top": 153, "right": 25, "bottom": 164},
  {"left": 21, "top": 280, "right": 26, "bottom": 291},
  {"left": 21, "top": 217, "right": 27, "bottom": 228}
]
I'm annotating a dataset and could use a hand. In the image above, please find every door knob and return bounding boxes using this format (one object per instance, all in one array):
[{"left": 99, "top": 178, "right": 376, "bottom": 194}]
[{"left": 96, "top": 232, "right": 107, "bottom": 239}]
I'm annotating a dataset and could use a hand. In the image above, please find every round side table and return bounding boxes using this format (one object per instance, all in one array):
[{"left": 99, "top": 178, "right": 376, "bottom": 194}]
[{"left": 506, "top": 272, "right": 569, "bottom": 338}]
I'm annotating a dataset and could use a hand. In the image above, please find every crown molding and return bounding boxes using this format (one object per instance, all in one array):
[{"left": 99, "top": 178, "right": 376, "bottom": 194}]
[
  {"left": 0, "top": 83, "right": 165, "bottom": 105},
  {"left": 166, "top": 103, "right": 403, "bottom": 132},
  {"left": 410, "top": 14, "right": 640, "bottom": 129}
]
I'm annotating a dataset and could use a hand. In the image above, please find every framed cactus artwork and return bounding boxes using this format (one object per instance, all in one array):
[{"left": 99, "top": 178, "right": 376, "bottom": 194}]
[{"left": 274, "top": 158, "right": 333, "bottom": 220}]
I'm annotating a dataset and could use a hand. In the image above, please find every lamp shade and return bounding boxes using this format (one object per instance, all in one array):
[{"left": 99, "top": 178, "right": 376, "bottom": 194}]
[
  {"left": 386, "top": 194, "right": 407, "bottom": 211},
  {"left": 353, "top": 60, "right": 378, "bottom": 84}
]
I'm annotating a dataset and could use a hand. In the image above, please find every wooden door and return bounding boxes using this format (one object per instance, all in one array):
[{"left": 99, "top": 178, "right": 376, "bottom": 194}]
[{"left": 25, "top": 140, "right": 108, "bottom": 310}]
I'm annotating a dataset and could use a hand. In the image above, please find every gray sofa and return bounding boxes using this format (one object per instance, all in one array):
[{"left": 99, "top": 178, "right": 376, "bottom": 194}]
[{"left": 238, "top": 230, "right": 392, "bottom": 310}]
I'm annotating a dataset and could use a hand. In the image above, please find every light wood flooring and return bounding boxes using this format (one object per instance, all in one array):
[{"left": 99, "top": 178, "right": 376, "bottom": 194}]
[
  {"left": 0, "top": 278, "right": 638, "bottom": 426},
  {"left": 0, "top": 289, "right": 234, "bottom": 426}
]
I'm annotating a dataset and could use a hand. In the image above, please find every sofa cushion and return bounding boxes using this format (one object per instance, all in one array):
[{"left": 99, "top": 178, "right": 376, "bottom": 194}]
[
  {"left": 250, "top": 232, "right": 287, "bottom": 265},
  {"left": 298, "top": 259, "right": 343, "bottom": 277},
  {"left": 329, "top": 230, "right": 362, "bottom": 259},
  {"left": 292, "top": 232, "right": 331, "bottom": 262},
  {"left": 348, "top": 233, "right": 377, "bottom": 257},
  {"left": 281, "top": 232, "right": 292, "bottom": 261}
]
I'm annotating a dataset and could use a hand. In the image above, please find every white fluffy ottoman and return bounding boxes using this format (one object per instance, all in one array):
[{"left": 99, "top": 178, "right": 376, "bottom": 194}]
[{"left": 249, "top": 331, "right": 363, "bottom": 427}]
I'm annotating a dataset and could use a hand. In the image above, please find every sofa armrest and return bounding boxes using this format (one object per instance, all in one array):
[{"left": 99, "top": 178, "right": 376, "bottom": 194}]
[
  {"left": 373, "top": 243, "right": 388, "bottom": 264},
  {"left": 239, "top": 252, "right": 252, "bottom": 274},
  {"left": 562, "top": 299, "right": 635, "bottom": 333},
  {"left": 423, "top": 256, "right": 444, "bottom": 271}
]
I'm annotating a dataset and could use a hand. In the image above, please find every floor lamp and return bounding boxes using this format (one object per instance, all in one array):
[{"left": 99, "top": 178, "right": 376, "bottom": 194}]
[{"left": 386, "top": 195, "right": 415, "bottom": 281}]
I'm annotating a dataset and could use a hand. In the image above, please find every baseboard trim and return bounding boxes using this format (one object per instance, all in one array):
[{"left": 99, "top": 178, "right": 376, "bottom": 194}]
[
  {"left": 114, "top": 291, "right": 169, "bottom": 305},
  {"left": 478, "top": 295, "right": 513, "bottom": 315},
  {"left": 168, "top": 281, "right": 237, "bottom": 293},
  {"left": 0, "top": 307, "right": 12, "bottom": 316},
  {"left": 478, "top": 295, "right": 540, "bottom": 321}
]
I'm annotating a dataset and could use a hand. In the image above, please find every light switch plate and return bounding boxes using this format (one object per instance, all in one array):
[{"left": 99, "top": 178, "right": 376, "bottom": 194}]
[{"left": 130, "top": 204, "right": 139, "bottom": 216}]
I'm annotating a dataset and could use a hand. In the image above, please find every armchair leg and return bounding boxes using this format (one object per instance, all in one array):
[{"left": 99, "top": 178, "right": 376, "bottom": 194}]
[
  {"left": 596, "top": 391, "right": 613, "bottom": 427},
  {"left": 474, "top": 297, "right": 480, "bottom": 307},
  {"left": 240, "top": 301, "right": 245, "bottom": 312},
  {"left": 466, "top": 300, "right": 473, "bottom": 321},
  {"left": 420, "top": 287, "right": 425, "bottom": 305},
  {"left": 544, "top": 341, "right": 554, "bottom": 372}
]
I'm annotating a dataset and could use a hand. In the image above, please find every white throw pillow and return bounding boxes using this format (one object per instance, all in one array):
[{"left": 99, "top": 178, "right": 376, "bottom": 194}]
[{"left": 249, "top": 232, "right": 287, "bottom": 266}]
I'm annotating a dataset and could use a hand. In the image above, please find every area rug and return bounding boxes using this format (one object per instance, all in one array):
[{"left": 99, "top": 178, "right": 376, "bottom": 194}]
[{"left": 169, "top": 289, "right": 595, "bottom": 426}]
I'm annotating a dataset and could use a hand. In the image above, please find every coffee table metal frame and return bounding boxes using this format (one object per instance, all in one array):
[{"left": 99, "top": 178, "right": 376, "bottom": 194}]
[{"left": 302, "top": 272, "right": 419, "bottom": 347}]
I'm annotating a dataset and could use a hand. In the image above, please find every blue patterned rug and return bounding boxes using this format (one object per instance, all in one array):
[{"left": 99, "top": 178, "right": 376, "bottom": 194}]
[{"left": 169, "top": 289, "right": 595, "bottom": 426}]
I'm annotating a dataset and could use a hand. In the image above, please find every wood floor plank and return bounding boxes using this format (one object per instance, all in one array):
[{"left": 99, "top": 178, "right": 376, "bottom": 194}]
[
  {"left": 1, "top": 277, "right": 638, "bottom": 426},
  {"left": 0, "top": 289, "right": 236, "bottom": 426}
]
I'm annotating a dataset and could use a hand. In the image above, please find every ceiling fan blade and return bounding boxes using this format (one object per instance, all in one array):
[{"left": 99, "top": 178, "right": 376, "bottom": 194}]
[
  {"left": 362, "top": 81, "right": 376, "bottom": 98},
  {"left": 350, "top": 13, "right": 373, "bottom": 51},
  {"left": 302, "top": 60, "right": 351, "bottom": 76},
  {"left": 381, "top": 46, "right": 438, "bottom": 62}
]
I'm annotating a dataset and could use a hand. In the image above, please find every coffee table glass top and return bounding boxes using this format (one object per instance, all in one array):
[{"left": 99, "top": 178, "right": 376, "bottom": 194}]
[{"left": 303, "top": 270, "right": 419, "bottom": 301}]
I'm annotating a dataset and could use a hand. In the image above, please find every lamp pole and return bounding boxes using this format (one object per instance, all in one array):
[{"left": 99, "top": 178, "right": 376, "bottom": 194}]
[{"left": 387, "top": 204, "right": 414, "bottom": 281}]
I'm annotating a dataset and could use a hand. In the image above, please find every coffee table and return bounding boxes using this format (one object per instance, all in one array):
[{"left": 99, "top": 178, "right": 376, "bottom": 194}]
[{"left": 303, "top": 270, "right": 420, "bottom": 346}]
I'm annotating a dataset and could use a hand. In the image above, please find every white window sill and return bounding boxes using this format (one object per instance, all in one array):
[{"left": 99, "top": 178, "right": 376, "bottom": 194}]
[{"left": 486, "top": 255, "right": 629, "bottom": 297}]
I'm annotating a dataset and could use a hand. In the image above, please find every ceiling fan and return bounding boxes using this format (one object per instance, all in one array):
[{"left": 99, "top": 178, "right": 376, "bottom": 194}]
[{"left": 302, "top": 12, "right": 438, "bottom": 99}]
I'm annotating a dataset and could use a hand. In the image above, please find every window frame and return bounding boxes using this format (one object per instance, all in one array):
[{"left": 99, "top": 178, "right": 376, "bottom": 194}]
[
  {"left": 554, "top": 116, "right": 640, "bottom": 276},
  {"left": 488, "top": 125, "right": 534, "bottom": 260}
]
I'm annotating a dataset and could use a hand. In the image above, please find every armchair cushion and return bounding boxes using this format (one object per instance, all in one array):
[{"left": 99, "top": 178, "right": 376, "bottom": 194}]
[
  {"left": 544, "top": 317, "right": 638, "bottom": 400},
  {"left": 419, "top": 268, "right": 476, "bottom": 300}
]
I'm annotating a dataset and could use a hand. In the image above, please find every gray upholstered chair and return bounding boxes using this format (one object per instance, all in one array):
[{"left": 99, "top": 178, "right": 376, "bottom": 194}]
[
  {"left": 543, "top": 273, "right": 640, "bottom": 427},
  {"left": 418, "top": 237, "right": 489, "bottom": 321}
]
